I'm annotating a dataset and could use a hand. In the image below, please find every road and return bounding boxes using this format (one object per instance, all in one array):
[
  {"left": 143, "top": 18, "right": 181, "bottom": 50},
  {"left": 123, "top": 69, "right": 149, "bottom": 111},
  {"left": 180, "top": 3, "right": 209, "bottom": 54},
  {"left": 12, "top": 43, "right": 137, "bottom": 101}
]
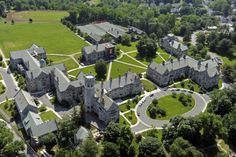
[
  {"left": 0, "top": 67, "right": 18, "bottom": 102},
  {"left": 131, "top": 88, "right": 209, "bottom": 133}
]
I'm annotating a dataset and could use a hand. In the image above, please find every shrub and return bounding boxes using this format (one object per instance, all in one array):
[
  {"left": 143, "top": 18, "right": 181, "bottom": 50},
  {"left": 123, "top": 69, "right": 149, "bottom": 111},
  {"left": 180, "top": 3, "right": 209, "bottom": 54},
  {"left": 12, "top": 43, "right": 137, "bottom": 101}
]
[
  {"left": 180, "top": 81, "right": 185, "bottom": 87},
  {"left": 39, "top": 105, "right": 47, "bottom": 112},
  {"left": 152, "top": 99, "right": 158, "bottom": 105},
  {"left": 172, "top": 92, "right": 177, "bottom": 98},
  {"left": 135, "top": 134, "right": 142, "bottom": 143}
]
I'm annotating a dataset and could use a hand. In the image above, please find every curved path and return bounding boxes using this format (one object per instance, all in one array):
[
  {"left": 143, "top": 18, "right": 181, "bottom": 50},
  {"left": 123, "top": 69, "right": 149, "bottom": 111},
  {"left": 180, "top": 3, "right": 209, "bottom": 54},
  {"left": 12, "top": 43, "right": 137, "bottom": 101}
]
[{"left": 131, "top": 88, "right": 210, "bottom": 133}]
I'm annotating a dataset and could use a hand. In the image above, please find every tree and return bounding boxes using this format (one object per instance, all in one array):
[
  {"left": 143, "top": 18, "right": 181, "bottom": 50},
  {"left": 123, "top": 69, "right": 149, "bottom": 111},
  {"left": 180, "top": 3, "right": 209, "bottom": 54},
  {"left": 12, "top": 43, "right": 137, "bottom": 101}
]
[
  {"left": 67, "top": 10, "right": 77, "bottom": 25},
  {"left": 0, "top": 1, "right": 6, "bottom": 17},
  {"left": 136, "top": 36, "right": 157, "bottom": 57},
  {"left": 95, "top": 59, "right": 107, "bottom": 79},
  {"left": 80, "top": 136, "right": 98, "bottom": 157},
  {"left": 196, "top": 33, "right": 206, "bottom": 45},
  {"left": 104, "top": 122, "right": 121, "bottom": 143},
  {"left": 170, "top": 137, "right": 203, "bottom": 157},
  {"left": 218, "top": 39, "right": 233, "bottom": 55},
  {"left": 121, "top": 34, "right": 131, "bottom": 46},
  {"left": 102, "top": 142, "right": 120, "bottom": 157},
  {"left": 29, "top": 18, "right": 33, "bottom": 23},
  {"left": 2, "top": 140, "right": 24, "bottom": 157},
  {"left": 40, "top": 133, "right": 57, "bottom": 150},
  {"left": 138, "top": 137, "right": 165, "bottom": 157}
]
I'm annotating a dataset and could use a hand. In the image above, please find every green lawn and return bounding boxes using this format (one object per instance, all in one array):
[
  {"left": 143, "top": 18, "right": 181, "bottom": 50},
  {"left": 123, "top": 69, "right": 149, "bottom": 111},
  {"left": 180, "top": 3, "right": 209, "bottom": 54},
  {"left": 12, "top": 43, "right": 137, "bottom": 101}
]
[
  {"left": 128, "top": 51, "right": 164, "bottom": 65},
  {"left": 147, "top": 94, "right": 195, "bottom": 120},
  {"left": 40, "top": 110, "right": 59, "bottom": 122},
  {"left": 8, "top": 11, "right": 68, "bottom": 22},
  {"left": 0, "top": 82, "right": 6, "bottom": 94},
  {"left": 0, "top": 74, "right": 2, "bottom": 80},
  {"left": 141, "top": 79, "right": 156, "bottom": 92},
  {"left": 159, "top": 53, "right": 170, "bottom": 61},
  {"left": 141, "top": 129, "right": 163, "bottom": 140},
  {"left": 0, "top": 100, "right": 16, "bottom": 118},
  {"left": 111, "top": 61, "right": 146, "bottom": 78},
  {"left": 119, "top": 115, "right": 130, "bottom": 127},
  {"left": 172, "top": 80, "right": 204, "bottom": 93},
  {"left": 221, "top": 55, "right": 236, "bottom": 65},
  {"left": 0, "top": 22, "right": 89, "bottom": 58},
  {"left": 124, "top": 110, "right": 137, "bottom": 125},
  {"left": 117, "top": 42, "right": 137, "bottom": 52},
  {"left": 119, "top": 96, "right": 143, "bottom": 112},
  {"left": 118, "top": 54, "right": 146, "bottom": 67},
  {"left": 48, "top": 55, "right": 78, "bottom": 70}
]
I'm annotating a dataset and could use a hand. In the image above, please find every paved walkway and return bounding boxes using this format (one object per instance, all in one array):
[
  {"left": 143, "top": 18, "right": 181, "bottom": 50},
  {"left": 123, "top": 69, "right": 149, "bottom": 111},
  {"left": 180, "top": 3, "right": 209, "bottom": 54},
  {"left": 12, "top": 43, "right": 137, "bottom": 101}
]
[{"left": 131, "top": 88, "right": 210, "bottom": 133}]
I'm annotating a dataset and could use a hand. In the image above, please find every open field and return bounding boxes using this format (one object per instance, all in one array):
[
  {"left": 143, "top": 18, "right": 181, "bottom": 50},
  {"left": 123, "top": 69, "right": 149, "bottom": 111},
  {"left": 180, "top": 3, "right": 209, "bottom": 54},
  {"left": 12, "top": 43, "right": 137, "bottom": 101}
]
[
  {"left": 117, "top": 42, "right": 137, "bottom": 52},
  {"left": 0, "top": 23, "right": 88, "bottom": 58},
  {"left": 118, "top": 54, "right": 146, "bottom": 67},
  {"left": 7, "top": 11, "right": 68, "bottom": 22},
  {"left": 141, "top": 129, "right": 163, "bottom": 140},
  {"left": 128, "top": 51, "right": 164, "bottom": 65},
  {"left": 110, "top": 61, "right": 146, "bottom": 78},
  {"left": 40, "top": 110, "right": 59, "bottom": 122},
  {"left": 147, "top": 94, "right": 195, "bottom": 120}
]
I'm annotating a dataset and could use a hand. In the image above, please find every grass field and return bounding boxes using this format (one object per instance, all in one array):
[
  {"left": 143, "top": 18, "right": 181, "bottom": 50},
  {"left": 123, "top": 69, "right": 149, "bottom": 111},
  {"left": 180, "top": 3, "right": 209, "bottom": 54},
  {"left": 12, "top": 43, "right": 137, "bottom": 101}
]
[
  {"left": 7, "top": 11, "right": 68, "bottom": 22},
  {"left": 40, "top": 110, "right": 59, "bottom": 122},
  {"left": 147, "top": 94, "right": 195, "bottom": 120},
  {"left": 141, "top": 79, "right": 156, "bottom": 92},
  {"left": 118, "top": 54, "right": 146, "bottom": 67},
  {"left": 119, "top": 115, "right": 130, "bottom": 127},
  {"left": 117, "top": 42, "right": 137, "bottom": 52},
  {"left": 141, "top": 129, "right": 163, "bottom": 140},
  {"left": 111, "top": 61, "right": 146, "bottom": 78},
  {"left": 124, "top": 110, "right": 137, "bottom": 125},
  {"left": 0, "top": 22, "right": 88, "bottom": 58},
  {"left": 128, "top": 51, "right": 164, "bottom": 65},
  {"left": 119, "top": 96, "right": 143, "bottom": 112},
  {"left": 172, "top": 79, "right": 203, "bottom": 93}
]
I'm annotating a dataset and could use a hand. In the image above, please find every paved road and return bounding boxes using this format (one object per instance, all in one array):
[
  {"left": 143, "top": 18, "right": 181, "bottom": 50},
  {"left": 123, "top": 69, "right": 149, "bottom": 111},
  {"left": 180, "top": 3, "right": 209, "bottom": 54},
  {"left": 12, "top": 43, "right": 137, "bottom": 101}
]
[
  {"left": 131, "top": 88, "right": 209, "bottom": 133},
  {"left": 0, "top": 68, "right": 18, "bottom": 102}
]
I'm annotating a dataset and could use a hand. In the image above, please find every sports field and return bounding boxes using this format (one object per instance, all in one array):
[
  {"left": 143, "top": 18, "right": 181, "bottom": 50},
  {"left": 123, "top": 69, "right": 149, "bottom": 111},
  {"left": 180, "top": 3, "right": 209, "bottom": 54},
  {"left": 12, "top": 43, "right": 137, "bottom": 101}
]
[{"left": 0, "top": 11, "right": 88, "bottom": 58}]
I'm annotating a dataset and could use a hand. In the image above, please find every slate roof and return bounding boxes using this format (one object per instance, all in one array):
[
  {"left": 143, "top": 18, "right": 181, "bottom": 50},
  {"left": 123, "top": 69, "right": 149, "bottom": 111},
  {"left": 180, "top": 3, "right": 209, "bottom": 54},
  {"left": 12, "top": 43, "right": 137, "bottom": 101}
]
[
  {"left": 75, "top": 126, "right": 89, "bottom": 142},
  {"left": 30, "top": 120, "right": 58, "bottom": 137},
  {"left": 95, "top": 89, "right": 117, "bottom": 111},
  {"left": 128, "top": 26, "right": 145, "bottom": 34},
  {"left": 83, "top": 43, "right": 114, "bottom": 55},
  {"left": 148, "top": 56, "right": 219, "bottom": 77},
  {"left": 96, "top": 71, "right": 141, "bottom": 91},
  {"left": 25, "top": 64, "right": 66, "bottom": 80},
  {"left": 169, "top": 40, "right": 188, "bottom": 51},
  {"left": 53, "top": 68, "right": 84, "bottom": 92},
  {"left": 15, "top": 90, "right": 37, "bottom": 113}
]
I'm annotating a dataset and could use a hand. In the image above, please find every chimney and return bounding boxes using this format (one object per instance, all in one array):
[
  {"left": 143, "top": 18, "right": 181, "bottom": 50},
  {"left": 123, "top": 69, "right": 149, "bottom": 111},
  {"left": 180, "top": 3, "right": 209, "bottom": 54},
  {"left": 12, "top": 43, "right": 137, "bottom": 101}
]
[
  {"left": 183, "top": 55, "right": 186, "bottom": 59},
  {"left": 96, "top": 42, "right": 98, "bottom": 50},
  {"left": 178, "top": 43, "right": 181, "bottom": 49},
  {"left": 101, "top": 80, "right": 104, "bottom": 97},
  {"left": 31, "top": 72, "right": 33, "bottom": 79},
  {"left": 198, "top": 61, "right": 201, "bottom": 69},
  {"left": 57, "top": 77, "right": 59, "bottom": 83},
  {"left": 162, "top": 61, "right": 165, "bottom": 66},
  {"left": 119, "top": 75, "right": 121, "bottom": 87},
  {"left": 170, "top": 59, "right": 173, "bottom": 63},
  {"left": 125, "top": 72, "right": 128, "bottom": 83},
  {"left": 205, "top": 63, "right": 208, "bottom": 69}
]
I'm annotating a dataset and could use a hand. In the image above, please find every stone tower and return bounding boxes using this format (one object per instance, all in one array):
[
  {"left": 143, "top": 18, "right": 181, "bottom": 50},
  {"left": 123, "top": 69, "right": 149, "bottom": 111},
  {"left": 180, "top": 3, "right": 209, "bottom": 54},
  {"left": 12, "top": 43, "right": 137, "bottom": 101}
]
[{"left": 84, "top": 74, "right": 95, "bottom": 112}]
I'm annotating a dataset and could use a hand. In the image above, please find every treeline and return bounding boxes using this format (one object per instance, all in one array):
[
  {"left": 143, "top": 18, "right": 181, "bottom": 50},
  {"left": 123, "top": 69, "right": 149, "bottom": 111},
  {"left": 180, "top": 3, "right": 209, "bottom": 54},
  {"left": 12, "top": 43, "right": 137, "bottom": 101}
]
[{"left": 0, "top": 0, "right": 86, "bottom": 17}]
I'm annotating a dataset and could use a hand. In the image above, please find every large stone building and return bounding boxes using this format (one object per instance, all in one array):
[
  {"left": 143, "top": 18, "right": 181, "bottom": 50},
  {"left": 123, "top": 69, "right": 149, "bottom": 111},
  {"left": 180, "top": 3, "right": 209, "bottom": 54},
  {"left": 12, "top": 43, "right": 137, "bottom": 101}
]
[
  {"left": 15, "top": 90, "right": 58, "bottom": 146},
  {"left": 160, "top": 34, "right": 188, "bottom": 57},
  {"left": 82, "top": 43, "right": 115, "bottom": 64},
  {"left": 147, "top": 56, "right": 220, "bottom": 89},
  {"left": 147, "top": 56, "right": 219, "bottom": 89}
]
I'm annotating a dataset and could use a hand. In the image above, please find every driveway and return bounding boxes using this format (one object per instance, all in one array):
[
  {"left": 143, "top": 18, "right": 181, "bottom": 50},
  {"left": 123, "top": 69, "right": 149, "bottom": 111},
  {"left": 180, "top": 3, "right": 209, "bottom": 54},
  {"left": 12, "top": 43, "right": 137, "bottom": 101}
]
[
  {"left": 131, "top": 88, "right": 209, "bottom": 133},
  {"left": 0, "top": 67, "right": 18, "bottom": 102}
]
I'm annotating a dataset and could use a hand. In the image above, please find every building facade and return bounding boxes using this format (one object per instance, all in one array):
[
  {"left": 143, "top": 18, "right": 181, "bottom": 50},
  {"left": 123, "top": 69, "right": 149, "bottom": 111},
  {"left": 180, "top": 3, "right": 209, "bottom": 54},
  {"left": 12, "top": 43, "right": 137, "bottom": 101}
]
[
  {"left": 160, "top": 34, "right": 188, "bottom": 57},
  {"left": 147, "top": 56, "right": 220, "bottom": 89}
]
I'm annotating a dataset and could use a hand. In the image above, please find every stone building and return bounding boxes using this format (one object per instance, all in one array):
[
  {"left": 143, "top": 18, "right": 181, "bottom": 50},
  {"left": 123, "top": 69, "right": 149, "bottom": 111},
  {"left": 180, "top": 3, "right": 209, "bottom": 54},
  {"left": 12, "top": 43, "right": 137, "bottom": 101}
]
[
  {"left": 160, "top": 34, "right": 188, "bottom": 57},
  {"left": 82, "top": 43, "right": 115, "bottom": 64},
  {"left": 147, "top": 56, "right": 220, "bottom": 89}
]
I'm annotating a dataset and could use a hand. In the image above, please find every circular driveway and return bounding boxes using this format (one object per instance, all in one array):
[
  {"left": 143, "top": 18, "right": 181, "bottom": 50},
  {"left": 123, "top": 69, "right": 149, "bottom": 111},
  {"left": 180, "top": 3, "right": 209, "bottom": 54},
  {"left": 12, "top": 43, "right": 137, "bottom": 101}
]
[{"left": 132, "top": 88, "right": 208, "bottom": 132}]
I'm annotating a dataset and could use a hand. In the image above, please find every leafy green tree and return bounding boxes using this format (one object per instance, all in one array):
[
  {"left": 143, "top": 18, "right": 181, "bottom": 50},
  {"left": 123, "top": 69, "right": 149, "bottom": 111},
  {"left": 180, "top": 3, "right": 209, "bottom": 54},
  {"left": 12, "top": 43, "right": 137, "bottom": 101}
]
[
  {"left": 170, "top": 137, "right": 203, "bottom": 157},
  {"left": 104, "top": 122, "right": 121, "bottom": 143},
  {"left": 121, "top": 34, "right": 131, "bottom": 46},
  {"left": 102, "top": 142, "right": 119, "bottom": 157},
  {"left": 95, "top": 59, "right": 107, "bottom": 79},
  {"left": 136, "top": 36, "right": 157, "bottom": 57},
  {"left": 196, "top": 33, "right": 206, "bottom": 45},
  {"left": 2, "top": 140, "right": 24, "bottom": 157},
  {"left": 138, "top": 137, "right": 165, "bottom": 157},
  {"left": 80, "top": 136, "right": 98, "bottom": 157}
]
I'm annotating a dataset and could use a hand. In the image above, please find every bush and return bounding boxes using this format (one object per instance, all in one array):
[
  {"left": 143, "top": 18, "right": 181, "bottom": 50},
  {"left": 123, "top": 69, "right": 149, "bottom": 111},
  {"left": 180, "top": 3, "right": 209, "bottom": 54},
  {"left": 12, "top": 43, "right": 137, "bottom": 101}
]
[
  {"left": 172, "top": 92, "right": 177, "bottom": 98},
  {"left": 135, "top": 134, "right": 142, "bottom": 143},
  {"left": 39, "top": 105, "right": 47, "bottom": 112},
  {"left": 180, "top": 81, "right": 185, "bottom": 87},
  {"left": 152, "top": 99, "right": 158, "bottom": 105}
]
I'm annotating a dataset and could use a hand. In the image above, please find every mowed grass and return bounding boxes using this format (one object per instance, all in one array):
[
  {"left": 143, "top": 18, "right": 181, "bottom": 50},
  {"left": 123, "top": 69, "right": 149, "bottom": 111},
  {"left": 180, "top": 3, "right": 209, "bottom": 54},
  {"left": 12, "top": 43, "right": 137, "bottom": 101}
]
[
  {"left": 40, "top": 110, "right": 59, "bottom": 122},
  {"left": 119, "top": 115, "right": 130, "bottom": 127},
  {"left": 118, "top": 54, "right": 146, "bottom": 67},
  {"left": 141, "top": 79, "right": 156, "bottom": 92},
  {"left": 124, "top": 110, "right": 137, "bottom": 125},
  {"left": 117, "top": 42, "right": 137, "bottom": 52},
  {"left": 147, "top": 94, "right": 195, "bottom": 120},
  {"left": 111, "top": 61, "right": 146, "bottom": 78},
  {"left": 47, "top": 55, "right": 79, "bottom": 71},
  {"left": 128, "top": 51, "right": 164, "bottom": 65},
  {"left": 8, "top": 11, "right": 68, "bottom": 22},
  {"left": 141, "top": 129, "right": 163, "bottom": 140},
  {"left": 0, "top": 22, "right": 88, "bottom": 58}
]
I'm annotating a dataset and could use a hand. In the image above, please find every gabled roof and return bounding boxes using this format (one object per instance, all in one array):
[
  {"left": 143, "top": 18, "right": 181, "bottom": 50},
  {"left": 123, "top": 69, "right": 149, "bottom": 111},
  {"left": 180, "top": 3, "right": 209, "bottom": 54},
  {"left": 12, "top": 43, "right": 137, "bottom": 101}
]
[
  {"left": 169, "top": 40, "right": 188, "bottom": 51},
  {"left": 25, "top": 64, "right": 66, "bottom": 80},
  {"left": 83, "top": 42, "right": 114, "bottom": 55},
  {"left": 148, "top": 56, "right": 219, "bottom": 77},
  {"left": 15, "top": 90, "right": 37, "bottom": 113},
  {"left": 75, "top": 126, "right": 89, "bottom": 142},
  {"left": 30, "top": 120, "right": 58, "bottom": 137},
  {"left": 53, "top": 68, "right": 84, "bottom": 92}
]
